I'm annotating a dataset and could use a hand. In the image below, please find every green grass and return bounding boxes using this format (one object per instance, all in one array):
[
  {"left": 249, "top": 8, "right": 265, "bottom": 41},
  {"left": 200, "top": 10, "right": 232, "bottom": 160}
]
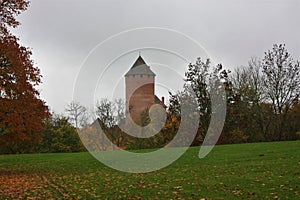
[{"left": 0, "top": 141, "right": 299, "bottom": 199}]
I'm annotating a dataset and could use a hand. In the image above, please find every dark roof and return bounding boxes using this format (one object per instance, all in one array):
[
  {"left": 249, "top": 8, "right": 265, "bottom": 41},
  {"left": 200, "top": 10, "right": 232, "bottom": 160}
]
[
  {"left": 132, "top": 56, "right": 146, "bottom": 68},
  {"left": 125, "top": 56, "right": 156, "bottom": 76}
]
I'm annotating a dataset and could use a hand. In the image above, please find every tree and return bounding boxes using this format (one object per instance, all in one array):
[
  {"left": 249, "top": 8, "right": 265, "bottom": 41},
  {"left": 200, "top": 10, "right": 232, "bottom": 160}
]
[
  {"left": 93, "top": 99, "right": 128, "bottom": 150},
  {"left": 184, "top": 57, "right": 231, "bottom": 144},
  {"left": 113, "top": 98, "right": 125, "bottom": 126},
  {"left": 229, "top": 60, "right": 266, "bottom": 142},
  {"left": 65, "top": 101, "right": 88, "bottom": 128},
  {"left": 285, "top": 101, "right": 300, "bottom": 140},
  {"left": 0, "top": 0, "right": 29, "bottom": 35},
  {"left": 261, "top": 44, "right": 300, "bottom": 140},
  {"left": 95, "top": 99, "right": 115, "bottom": 130},
  {"left": 37, "top": 114, "right": 85, "bottom": 153},
  {"left": 0, "top": 0, "right": 49, "bottom": 153}
]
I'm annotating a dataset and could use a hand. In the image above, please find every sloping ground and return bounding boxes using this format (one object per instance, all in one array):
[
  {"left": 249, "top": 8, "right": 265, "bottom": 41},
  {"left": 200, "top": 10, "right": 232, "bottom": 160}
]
[{"left": 0, "top": 141, "right": 299, "bottom": 199}]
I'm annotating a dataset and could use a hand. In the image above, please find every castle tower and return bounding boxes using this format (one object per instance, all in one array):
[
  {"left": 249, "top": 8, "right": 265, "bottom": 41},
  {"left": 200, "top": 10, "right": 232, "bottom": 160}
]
[{"left": 125, "top": 56, "right": 156, "bottom": 123}]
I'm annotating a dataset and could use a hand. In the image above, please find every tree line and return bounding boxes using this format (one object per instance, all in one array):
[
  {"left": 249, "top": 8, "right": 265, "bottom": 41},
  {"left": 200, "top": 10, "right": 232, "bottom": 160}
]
[
  {"left": 1, "top": 0, "right": 299, "bottom": 154},
  {"left": 78, "top": 45, "right": 300, "bottom": 151}
]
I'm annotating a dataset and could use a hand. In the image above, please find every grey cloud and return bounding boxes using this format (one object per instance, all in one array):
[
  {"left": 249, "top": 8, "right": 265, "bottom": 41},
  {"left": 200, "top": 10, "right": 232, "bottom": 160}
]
[{"left": 11, "top": 0, "right": 300, "bottom": 113}]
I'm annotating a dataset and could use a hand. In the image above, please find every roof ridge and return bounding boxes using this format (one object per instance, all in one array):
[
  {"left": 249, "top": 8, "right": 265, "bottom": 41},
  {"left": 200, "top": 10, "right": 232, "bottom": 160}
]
[
  {"left": 125, "top": 56, "right": 156, "bottom": 76},
  {"left": 131, "top": 55, "right": 146, "bottom": 69}
]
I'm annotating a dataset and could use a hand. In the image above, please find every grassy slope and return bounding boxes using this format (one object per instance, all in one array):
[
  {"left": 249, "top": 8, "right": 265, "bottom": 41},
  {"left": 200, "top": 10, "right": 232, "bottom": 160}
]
[{"left": 0, "top": 141, "right": 299, "bottom": 199}]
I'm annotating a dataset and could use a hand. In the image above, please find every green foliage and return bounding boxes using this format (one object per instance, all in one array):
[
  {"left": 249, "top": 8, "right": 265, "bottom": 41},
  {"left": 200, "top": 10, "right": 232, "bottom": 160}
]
[
  {"left": 171, "top": 58, "right": 231, "bottom": 145},
  {"left": 35, "top": 115, "right": 85, "bottom": 153},
  {"left": 167, "top": 45, "right": 300, "bottom": 145},
  {"left": 223, "top": 44, "right": 300, "bottom": 143}
]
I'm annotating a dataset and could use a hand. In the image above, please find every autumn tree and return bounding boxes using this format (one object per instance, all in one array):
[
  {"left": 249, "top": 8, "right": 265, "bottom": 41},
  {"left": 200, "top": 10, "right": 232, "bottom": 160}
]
[
  {"left": 0, "top": 0, "right": 49, "bottom": 153},
  {"left": 0, "top": 0, "right": 29, "bottom": 35}
]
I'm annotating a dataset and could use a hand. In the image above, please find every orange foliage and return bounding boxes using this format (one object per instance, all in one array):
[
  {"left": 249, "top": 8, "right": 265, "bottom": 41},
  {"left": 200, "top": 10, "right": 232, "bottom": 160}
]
[
  {"left": 0, "top": 0, "right": 29, "bottom": 35},
  {"left": 0, "top": 35, "right": 49, "bottom": 148}
]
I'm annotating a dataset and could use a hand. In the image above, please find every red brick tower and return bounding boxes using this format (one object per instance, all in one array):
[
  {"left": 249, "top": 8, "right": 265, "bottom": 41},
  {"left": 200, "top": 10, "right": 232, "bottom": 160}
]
[{"left": 125, "top": 56, "right": 156, "bottom": 123}]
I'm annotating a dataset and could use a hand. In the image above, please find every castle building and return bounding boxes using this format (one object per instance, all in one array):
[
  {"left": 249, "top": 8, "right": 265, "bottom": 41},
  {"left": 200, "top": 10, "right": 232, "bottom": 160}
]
[{"left": 125, "top": 56, "right": 166, "bottom": 123}]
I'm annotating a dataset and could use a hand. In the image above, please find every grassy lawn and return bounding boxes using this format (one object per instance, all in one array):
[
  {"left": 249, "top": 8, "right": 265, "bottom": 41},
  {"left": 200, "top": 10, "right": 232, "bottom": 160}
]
[{"left": 0, "top": 141, "right": 299, "bottom": 199}]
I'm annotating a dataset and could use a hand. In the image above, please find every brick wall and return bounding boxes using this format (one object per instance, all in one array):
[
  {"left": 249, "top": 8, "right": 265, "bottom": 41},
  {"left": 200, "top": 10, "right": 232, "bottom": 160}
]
[{"left": 125, "top": 75, "right": 155, "bottom": 123}]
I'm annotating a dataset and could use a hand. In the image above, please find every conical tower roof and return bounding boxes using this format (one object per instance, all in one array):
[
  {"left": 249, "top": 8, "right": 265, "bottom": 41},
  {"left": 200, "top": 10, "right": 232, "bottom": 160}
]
[{"left": 125, "top": 56, "right": 156, "bottom": 76}]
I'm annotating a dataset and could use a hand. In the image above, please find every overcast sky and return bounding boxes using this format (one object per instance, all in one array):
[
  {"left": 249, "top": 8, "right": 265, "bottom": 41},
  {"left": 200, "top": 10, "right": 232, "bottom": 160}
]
[{"left": 12, "top": 0, "right": 300, "bottom": 114}]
